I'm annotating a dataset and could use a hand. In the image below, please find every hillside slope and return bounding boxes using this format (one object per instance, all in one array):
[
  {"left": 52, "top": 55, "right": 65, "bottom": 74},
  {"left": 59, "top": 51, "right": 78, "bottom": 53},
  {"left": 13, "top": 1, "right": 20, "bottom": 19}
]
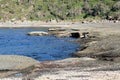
[{"left": 0, "top": 0, "right": 120, "bottom": 22}]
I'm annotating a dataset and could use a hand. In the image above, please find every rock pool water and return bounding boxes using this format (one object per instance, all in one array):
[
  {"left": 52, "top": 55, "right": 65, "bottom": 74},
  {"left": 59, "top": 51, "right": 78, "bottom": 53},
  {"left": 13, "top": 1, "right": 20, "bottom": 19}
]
[{"left": 0, "top": 28, "right": 79, "bottom": 61}]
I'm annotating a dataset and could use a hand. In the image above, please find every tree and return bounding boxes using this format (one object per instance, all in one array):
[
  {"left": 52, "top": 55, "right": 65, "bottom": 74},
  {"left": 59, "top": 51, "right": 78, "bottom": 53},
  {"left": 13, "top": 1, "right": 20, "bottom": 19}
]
[
  {"left": 112, "top": 1, "right": 120, "bottom": 11},
  {"left": 92, "top": 3, "right": 109, "bottom": 17},
  {"left": 82, "top": 2, "right": 92, "bottom": 18}
]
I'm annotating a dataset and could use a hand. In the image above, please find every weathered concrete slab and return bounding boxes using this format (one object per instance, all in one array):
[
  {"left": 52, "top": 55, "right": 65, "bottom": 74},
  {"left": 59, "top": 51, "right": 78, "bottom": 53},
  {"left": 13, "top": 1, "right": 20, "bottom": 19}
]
[{"left": 0, "top": 55, "right": 39, "bottom": 70}]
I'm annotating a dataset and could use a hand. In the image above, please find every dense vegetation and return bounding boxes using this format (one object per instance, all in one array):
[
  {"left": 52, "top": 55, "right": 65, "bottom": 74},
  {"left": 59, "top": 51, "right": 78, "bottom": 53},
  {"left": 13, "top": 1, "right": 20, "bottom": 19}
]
[{"left": 0, "top": 0, "right": 120, "bottom": 22}]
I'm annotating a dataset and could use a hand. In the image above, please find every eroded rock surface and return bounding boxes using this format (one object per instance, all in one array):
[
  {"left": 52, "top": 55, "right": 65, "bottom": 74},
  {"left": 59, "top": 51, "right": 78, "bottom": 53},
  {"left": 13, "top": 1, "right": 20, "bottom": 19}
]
[{"left": 0, "top": 55, "right": 39, "bottom": 78}]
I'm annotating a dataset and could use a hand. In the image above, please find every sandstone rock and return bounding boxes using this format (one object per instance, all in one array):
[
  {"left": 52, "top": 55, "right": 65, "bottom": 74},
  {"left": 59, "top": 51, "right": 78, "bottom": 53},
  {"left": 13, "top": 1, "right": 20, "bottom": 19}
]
[
  {"left": 48, "top": 28, "right": 57, "bottom": 31},
  {"left": 51, "top": 31, "right": 81, "bottom": 38},
  {"left": 48, "top": 28, "right": 66, "bottom": 31},
  {"left": 54, "top": 32, "right": 70, "bottom": 37},
  {"left": 81, "top": 32, "right": 89, "bottom": 38},
  {"left": 0, "top": 55, "right": 39, "bottom": 70},
  {"left": 71, "top": 28, "right": 80, "bottom": 31},
  {"left": 70, "top": 32, "right": 80, "bottom": 38},
  {"left": 81, "top": 21, "right": 88, "bottom": 24},
  {"left": 27, "top": 31, "right": 48, "bottom": 36}
]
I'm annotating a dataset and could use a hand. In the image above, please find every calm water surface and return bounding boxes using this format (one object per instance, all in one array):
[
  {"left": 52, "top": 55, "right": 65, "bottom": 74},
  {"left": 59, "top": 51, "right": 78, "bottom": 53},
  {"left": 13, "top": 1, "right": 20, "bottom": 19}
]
[{"left": 0, "top": 28, "right": 79, "bottom": 61}]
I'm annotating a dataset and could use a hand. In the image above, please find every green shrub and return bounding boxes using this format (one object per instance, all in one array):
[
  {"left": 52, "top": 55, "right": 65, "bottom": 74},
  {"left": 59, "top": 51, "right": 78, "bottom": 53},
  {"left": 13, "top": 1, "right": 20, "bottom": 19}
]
[
  {"left": 112, "top": 1, "right": 120, "bottom": 11},
  {"left": 0, "top": 0, "right": 119, "bottom": 21}
]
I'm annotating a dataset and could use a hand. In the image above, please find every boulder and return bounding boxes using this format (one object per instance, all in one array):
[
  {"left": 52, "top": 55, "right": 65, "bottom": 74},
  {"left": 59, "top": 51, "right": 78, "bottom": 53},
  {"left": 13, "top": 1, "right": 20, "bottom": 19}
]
[
  {"left": 48, "top": 28, "right": 66, "bottom": 31},
  {"left": 71, "top": 29, "right": 80, "bottom": 31},
  {"left": 27, "top": 31, "right": 48, "bottom": 36},
  {"left": 0, "top": 55, "right": 39, "bottom": 70},
  {"left": 81, "top": 32, "right": 89, "bottom": 38},
  {"left": 50, "top": 31, "right": 81, "bottom": 38},
  {"left": 48, "top": 28, "right": 57, "bottom": 31},
  {"left": 71, "top": 32, "right": 80, "bottom": 38},
  {"left": 54, "top": 32, "right": 71, "bottom": 37}
]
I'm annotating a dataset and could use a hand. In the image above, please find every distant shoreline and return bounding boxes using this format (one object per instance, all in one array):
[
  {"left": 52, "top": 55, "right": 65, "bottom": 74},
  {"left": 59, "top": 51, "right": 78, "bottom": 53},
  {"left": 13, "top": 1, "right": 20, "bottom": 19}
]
[{"left": 0, "top": 20, "right": 120, "bottom": 28}]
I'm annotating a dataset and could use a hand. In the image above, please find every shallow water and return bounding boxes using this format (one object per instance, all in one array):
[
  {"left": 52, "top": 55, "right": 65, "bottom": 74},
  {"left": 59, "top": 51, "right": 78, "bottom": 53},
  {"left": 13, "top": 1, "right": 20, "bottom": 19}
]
[{"left": 0, "top": 28, "right": 79, "bottom": 61}]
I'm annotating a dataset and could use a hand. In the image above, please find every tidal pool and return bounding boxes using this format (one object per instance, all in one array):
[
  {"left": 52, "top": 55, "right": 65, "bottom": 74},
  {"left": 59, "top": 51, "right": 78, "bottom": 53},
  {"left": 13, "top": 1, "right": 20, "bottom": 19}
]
[{"left": 0, "top": 28, "right": 79, "bottom": 61}]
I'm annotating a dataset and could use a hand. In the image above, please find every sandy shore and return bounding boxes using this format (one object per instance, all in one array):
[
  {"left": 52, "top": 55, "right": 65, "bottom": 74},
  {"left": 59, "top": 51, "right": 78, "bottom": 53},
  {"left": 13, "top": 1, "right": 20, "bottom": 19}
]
[
  {"left": 0, "top": 20, "right": 120, "bottom": 28},
  {"left": 0, "top": 21, "right": 72, "bottom": 28}
]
